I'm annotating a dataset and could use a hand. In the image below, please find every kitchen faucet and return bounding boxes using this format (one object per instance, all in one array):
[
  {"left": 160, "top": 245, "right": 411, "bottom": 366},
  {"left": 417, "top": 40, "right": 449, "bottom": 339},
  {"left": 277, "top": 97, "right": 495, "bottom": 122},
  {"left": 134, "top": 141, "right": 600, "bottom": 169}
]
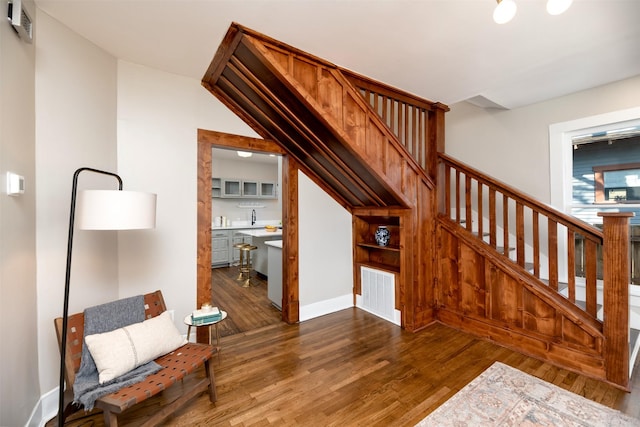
[{"left": 251, "top": 209, "right": 256, "bottom": 225}]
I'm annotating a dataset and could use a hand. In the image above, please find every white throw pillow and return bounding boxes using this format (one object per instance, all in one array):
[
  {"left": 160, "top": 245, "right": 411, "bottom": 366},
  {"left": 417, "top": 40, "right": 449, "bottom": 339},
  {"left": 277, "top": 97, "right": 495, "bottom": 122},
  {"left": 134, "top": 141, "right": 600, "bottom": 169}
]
[{"left": 85, "top": 311, "right": 187, "bottom": 384}]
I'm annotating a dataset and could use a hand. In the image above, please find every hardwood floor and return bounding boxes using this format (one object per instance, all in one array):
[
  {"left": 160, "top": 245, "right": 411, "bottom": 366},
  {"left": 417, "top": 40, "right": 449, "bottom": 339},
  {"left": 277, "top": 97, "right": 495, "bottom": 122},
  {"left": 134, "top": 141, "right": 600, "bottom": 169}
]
[
  {"left": 210, "top": 266, "right": 283, "bottom": 337},
  {"left": 52, "top": 270, "right": 640, "bottom": 426}
]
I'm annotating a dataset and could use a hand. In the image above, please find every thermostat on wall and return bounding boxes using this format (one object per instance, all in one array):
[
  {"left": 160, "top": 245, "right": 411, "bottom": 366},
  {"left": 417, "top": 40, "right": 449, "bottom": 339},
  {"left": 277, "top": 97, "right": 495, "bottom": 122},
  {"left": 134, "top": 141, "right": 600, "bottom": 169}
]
[{"left": 6, "top": 172, "right": 24, "bottom": 195}]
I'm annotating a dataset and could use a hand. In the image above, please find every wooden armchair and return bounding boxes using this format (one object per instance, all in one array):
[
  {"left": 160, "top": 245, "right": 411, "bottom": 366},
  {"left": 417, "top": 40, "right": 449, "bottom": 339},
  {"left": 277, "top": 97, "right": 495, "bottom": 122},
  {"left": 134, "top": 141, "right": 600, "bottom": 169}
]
[{"left": 54, "top": 290, "right": 216, "bottom": 426}]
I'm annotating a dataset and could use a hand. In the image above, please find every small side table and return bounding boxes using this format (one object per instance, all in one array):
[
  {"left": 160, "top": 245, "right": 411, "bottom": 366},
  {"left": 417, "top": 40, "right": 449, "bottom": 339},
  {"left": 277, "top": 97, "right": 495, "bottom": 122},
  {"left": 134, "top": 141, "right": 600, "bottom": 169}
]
[{"left": 183, "top": 310, "right": 228, "bottom": 350}]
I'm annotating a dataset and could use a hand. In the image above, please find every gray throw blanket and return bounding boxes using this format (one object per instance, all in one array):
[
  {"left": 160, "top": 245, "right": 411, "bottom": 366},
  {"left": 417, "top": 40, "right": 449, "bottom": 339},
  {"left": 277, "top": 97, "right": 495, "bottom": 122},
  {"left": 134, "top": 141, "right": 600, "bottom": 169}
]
[{"left": 73, "top": 294, "right": 162, "bottom": 410}]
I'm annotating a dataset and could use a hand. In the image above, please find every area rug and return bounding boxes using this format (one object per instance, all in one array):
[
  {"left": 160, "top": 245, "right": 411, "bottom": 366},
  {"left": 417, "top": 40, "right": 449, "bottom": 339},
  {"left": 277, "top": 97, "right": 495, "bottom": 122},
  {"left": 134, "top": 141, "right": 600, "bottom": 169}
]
[{"left": 416, "top": 362, "right": 639, "bottom": 426}]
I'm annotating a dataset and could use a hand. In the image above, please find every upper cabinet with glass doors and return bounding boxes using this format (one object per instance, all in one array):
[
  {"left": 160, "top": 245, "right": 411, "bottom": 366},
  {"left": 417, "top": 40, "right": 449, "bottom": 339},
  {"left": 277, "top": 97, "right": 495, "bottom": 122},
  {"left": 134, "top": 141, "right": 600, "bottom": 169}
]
[{"left": 213, "top": 177, "right": 276, "bottom": 199}]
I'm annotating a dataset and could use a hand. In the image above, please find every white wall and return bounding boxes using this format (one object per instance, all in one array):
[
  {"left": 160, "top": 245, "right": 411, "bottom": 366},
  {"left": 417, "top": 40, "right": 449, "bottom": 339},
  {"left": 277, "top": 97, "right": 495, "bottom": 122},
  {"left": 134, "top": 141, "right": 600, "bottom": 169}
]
[
  {"left": 445, "top": 75, "right": 640, "bottom": 205},
  {"left": 0, "top": 0, "right": 39, "bottom": 424},
  {"left": 34, "top": 8, "right": 121, "bottom": 403},
  {"left": 116, "top": 61, "right": 259, "bottom": 334},
  {"left": 298, "top": 171, "right": 353, "bottom": 320}
]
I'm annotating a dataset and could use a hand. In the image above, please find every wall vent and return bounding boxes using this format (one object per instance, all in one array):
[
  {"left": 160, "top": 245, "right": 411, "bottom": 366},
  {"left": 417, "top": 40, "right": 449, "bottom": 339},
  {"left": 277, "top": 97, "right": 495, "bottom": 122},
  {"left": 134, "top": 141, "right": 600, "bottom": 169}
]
[
  {"left": 7, "top": 0, "right": 33, "bottom": 43},
  {"left": 357, "top": 266, "right": 400, "bottom": 325}
]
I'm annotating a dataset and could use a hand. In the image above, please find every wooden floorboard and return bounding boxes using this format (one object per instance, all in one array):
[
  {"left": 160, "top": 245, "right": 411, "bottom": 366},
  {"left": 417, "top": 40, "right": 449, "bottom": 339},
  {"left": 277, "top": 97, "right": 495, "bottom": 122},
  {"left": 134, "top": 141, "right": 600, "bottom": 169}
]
[
  {"left": 211, "top": 266, "right": 282, "bottom": 337},
  {"left": 50, "top": 268, "right": 640, "bottom": 426}
]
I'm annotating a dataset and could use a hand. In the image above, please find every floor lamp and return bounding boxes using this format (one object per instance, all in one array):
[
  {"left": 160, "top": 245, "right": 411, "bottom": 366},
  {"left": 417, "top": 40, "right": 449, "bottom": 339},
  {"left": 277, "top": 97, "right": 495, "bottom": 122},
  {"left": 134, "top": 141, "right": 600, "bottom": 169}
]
[{"left": 57, "top": 167, "right": 156, "bottom": 426}]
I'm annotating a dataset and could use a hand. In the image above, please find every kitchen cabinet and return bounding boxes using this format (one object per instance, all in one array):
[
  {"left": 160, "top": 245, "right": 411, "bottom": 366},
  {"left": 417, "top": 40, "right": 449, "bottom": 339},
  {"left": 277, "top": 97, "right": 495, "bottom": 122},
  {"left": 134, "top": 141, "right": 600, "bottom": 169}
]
[
  {"left": 242, "top": 181, "right": 258, "bottom": 197},
  {"left": 212, "top": 177, "right": 277, "bottom": 199},
  {"left": 222, "top": 179, "right": 241, "bottom": 197},
  {"left": 212, "top": 178, "right": 222, "bottom": 198},
  {"left": 211, "top": 230, "right": 230, "bottom": 266},
  {"left": 210, "top": 229, "right": 255, "bottom": 268},
  {"left": 260, "top": 182, "right": 276, "bottom": 198}
]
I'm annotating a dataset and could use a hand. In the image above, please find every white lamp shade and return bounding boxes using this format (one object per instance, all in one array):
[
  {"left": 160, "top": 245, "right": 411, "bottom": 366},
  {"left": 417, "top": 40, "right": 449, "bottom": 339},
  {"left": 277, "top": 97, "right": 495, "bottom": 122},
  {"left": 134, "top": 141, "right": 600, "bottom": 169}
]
[
  {"left": 77, "top": 190, "right": 157, "bottom": 230},
  {"left": 493, "top": 0, "right": 517, "bottom": 24}
]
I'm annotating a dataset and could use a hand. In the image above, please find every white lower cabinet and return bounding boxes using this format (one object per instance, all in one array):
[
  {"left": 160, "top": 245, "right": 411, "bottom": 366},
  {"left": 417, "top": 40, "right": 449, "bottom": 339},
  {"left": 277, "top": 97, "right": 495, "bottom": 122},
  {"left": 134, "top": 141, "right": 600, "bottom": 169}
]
[
  {"left": 211, "top": 231, "right": 230, "bottom": 267},
  {"left": 211, "top": 229, "right": 254, "bottom": 268}
]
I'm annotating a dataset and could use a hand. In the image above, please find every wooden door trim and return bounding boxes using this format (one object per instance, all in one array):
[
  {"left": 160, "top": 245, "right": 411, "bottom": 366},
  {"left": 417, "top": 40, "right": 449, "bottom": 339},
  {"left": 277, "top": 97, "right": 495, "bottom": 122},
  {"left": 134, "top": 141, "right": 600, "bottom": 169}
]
[{"left": 197, "top": 129, "right": 298, "bottom": 343}]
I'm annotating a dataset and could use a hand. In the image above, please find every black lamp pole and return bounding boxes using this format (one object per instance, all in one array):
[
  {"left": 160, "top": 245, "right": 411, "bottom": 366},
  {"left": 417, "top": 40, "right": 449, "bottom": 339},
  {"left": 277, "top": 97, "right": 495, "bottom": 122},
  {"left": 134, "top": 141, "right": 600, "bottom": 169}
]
[{"left": 57, "top": 167, "right": 123, "bottom": 426}]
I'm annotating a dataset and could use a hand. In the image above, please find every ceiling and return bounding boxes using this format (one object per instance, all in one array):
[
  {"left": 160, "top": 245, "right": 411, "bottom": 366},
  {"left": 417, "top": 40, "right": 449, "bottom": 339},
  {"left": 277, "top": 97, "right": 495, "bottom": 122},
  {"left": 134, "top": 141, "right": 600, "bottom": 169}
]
[
  {"left": 213, "top": 147, "right": 278, "bottom": 164},
  {"left": 34, "top": 0, "right": 640, "bottom": 110}
]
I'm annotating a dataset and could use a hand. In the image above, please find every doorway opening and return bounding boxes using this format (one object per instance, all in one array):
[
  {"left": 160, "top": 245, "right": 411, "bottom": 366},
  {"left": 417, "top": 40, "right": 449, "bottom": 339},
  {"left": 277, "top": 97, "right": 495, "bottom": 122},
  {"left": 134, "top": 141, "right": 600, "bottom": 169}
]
[
  {"left": 196, "top": 129, "right": 299, "bottom": 344},
  {"left": 210, "top": 147, "right": 283, "bottom": 336}
]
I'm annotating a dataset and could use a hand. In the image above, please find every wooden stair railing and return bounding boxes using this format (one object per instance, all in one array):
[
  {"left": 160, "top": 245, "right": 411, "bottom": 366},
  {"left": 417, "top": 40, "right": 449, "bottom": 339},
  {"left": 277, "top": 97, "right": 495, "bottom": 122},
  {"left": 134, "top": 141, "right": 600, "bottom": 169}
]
[
  {"left": 344, "top": 70, "right": 448, "bottom": 176},
  {"left": 438, "top": 152, "right": 632, "bottom": 389}
]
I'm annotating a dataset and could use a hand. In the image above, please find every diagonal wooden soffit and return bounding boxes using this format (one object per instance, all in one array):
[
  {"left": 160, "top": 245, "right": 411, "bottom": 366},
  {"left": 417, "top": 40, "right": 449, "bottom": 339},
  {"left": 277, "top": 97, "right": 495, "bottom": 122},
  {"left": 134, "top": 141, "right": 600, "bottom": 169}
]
[{"left": 201, "top": 22, "right": 428, "bottom": 209}]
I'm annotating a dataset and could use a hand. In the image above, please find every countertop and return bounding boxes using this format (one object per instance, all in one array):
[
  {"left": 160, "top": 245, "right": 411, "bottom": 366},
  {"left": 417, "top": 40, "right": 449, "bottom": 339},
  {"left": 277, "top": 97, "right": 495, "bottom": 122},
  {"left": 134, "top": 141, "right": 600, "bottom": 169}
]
[
  {"left": 212, "top": 225, "right": 265, "bottom": 231},
  {"left": 265, "top": 240, "right": 283, "bottom": 249},
  {"left": 238, "top": 229, "right": 282, "bottom": 238},
  {"left": 211, "top": 220, "right": 281, "bottom": 231}
]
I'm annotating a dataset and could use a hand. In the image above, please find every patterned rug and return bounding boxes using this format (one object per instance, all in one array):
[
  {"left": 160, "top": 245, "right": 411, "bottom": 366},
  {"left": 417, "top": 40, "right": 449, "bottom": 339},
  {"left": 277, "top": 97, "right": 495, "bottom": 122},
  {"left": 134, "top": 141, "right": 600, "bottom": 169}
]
[{"left": 416, "top": 362, "right": 639, "bottom": 426}]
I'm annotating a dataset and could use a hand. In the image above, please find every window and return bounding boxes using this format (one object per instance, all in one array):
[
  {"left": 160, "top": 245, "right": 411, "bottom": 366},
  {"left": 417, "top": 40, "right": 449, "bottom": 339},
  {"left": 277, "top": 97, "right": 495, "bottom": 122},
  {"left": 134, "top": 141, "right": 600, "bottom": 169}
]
[{"left": 594, "top": 163, "right": 640, "bottom": 203}]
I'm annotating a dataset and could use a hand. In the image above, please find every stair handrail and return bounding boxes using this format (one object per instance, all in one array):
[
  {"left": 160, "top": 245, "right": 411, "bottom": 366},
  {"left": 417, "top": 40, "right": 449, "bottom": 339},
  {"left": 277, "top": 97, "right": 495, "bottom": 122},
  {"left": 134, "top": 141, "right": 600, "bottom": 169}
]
[{"left": 438, "top": 153, "right": 603, "bottom": 244}]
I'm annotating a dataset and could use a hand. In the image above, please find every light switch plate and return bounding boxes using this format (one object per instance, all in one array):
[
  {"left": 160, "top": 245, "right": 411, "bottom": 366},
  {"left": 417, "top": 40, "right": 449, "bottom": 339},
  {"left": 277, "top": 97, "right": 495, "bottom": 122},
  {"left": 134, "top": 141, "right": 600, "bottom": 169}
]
[{"left": 7, "top": 172, "right": 24, "bottom": 195}]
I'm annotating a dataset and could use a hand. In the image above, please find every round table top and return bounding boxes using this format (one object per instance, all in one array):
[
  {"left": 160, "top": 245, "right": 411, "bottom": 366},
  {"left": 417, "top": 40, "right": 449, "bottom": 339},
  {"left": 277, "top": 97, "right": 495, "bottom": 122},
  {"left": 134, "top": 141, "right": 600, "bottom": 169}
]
[{"left": 183, "top": 310, "right": 227, "bottom": 326}]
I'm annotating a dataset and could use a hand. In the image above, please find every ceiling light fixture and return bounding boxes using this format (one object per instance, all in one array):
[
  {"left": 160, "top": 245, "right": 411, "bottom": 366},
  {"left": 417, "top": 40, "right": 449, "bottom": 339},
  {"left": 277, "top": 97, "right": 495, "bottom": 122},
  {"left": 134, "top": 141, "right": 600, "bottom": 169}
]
[
  {"left": 493, "top": 0, "right": 572, "bottom": 24},
  {"left": 237, "top": 151, "right": 252, "bottom": 158},
  {"left": 493, "top": 0, "right": 517, "bottom": 24}
]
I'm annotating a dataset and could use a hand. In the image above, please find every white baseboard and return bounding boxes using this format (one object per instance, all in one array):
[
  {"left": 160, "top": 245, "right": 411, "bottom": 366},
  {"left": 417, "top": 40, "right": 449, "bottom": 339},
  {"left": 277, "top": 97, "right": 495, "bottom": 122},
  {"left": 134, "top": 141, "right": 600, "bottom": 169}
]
[
  {"left": 26, "top": 386, "right": 58, "bottom": 427},
  {"left": 299, "top": 294, "right": 353, "bottom": 322}
]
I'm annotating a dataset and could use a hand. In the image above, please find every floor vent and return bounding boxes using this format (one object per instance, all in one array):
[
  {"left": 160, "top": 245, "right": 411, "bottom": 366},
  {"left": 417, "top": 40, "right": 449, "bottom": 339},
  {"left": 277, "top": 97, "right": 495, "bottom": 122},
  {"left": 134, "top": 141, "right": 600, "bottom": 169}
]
[{"left": 357, "top": 266, "right": 399, "bottom": 325}]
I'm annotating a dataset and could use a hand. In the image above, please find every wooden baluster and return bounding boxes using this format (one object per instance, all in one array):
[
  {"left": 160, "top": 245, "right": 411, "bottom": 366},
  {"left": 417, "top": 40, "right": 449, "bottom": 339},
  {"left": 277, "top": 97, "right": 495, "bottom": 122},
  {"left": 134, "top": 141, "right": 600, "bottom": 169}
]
[
  {"left": 390, "top": 100, "right": 396, "bottom": 134},
  {"left": 489, "top": 188, "right": 497, "bottom": 250},
  {"left": 373, "top": 92, "right": 379, "bottom": 116},
  {"left": 417, "top": 109, "right": 423, "bottom": 168},
  {"left": 455, "top": 169, "right": 461, "bottom": 224},
  {"left": 548, "top": 219, "right": 558, "bottom": 291},
  {"left": 381, "top": 95, "right": 388, "bottom": 125},
  {"left": 567, "top": 229, "right": 576, "bottom": 303},
  {"left": 533, "top": 211, "right": 540, "bottom": 278},
  {"left": 503, "top": 195, "right": 509, "bottom": 256},
  {"left": 413, "top": 107, "right": 418, "bottom": 162},
  {"left": 465, "top": 175, "right": 472, "bottom": 232},
  {"left": 444, "top": 163, "right": 451, "bottom": 217},
  {"left": 477, "top": 181, "right": 483, "bottom": 241},
  {"left": 397, "top": 102, "right": 402, "bottom": 147},
  {"left": 403, "top": 103, "right": 409, "bottom": 150},
  {"left": 598, "top": 212, "right": 633, "bottom": 390},
  {"left": 516, "top": 202, "right": 524, "bottom": 266},
  {"left": 585, "top": 239, "right": 597, "bottom": 316}
]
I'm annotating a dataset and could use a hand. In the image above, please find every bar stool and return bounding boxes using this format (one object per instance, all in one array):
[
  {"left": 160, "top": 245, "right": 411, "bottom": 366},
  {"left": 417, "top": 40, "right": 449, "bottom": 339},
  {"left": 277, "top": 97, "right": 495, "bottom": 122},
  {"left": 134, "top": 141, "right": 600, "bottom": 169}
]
[
  {"left": 233, "top": 243, "right": 249, "bottom": 280},
  {"left": 238, "top": 244, "right": 258, "bottom": 287}
]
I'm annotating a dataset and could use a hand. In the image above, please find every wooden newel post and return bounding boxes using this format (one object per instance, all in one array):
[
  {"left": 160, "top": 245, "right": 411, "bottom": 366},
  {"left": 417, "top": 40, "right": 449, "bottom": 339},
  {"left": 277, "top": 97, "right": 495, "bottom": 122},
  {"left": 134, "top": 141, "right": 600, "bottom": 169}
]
[{"left": 598, "top": 211, "right": 634, "bottom": 390}]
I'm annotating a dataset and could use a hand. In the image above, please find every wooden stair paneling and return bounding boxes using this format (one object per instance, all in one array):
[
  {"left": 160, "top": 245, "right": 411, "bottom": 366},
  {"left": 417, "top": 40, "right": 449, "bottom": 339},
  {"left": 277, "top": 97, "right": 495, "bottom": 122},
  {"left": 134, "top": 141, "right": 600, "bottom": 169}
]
[{"left": 437, "top": 219, "right": 608, "bottom": 382}]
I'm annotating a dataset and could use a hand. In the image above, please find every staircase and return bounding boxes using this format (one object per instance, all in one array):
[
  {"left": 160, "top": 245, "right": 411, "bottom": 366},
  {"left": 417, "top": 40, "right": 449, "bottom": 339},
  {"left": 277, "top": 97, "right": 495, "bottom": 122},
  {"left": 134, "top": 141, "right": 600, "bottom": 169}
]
[{"left": 201, "top": 23, "right": 632, "bottom": 390}]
